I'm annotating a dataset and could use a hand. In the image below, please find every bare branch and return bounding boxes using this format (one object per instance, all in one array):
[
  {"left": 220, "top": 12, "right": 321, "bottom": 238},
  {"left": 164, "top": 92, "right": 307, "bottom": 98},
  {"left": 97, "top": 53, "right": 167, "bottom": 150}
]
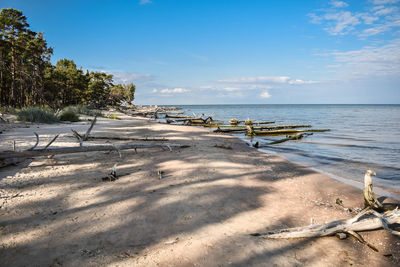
[
  {"left": 28, "top": 132, "right": 39, "bottom": 151},
  {"left": 83, "top": 115, "right": 97, "bottom": 141},
  {"left": 44, "top": 134, "right": 59, "bottom": 149}
]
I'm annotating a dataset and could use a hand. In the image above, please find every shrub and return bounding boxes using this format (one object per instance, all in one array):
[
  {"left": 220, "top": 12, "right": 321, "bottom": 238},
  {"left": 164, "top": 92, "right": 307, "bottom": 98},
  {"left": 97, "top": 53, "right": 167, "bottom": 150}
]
[
  {"left": 17, "top": 107, "right": 59, "bottom": 123},
  {"left": 0, "top": 106, "right": 17, "bottom": 115},
  {"left": 70, "top": 105, "right": 103, "bottom": 117},
  {"left": 58, "top": 107, "right": 80, "bottom": 122},
  {"left": 108, "top": 114, "right": 120, "bottom": 120}
]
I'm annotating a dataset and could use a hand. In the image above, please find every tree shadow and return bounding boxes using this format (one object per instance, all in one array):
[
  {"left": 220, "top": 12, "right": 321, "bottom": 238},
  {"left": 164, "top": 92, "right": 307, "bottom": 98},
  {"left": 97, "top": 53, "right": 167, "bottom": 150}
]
[{"left": 0, "top": 114, "right": 397, "bottom": 266}]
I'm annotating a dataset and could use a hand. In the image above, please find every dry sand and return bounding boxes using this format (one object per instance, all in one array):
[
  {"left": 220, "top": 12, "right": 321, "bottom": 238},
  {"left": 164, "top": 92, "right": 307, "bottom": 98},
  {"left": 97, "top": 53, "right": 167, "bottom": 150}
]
[{"left": 0, "top": 111, "right": 399, "bottom": 266}]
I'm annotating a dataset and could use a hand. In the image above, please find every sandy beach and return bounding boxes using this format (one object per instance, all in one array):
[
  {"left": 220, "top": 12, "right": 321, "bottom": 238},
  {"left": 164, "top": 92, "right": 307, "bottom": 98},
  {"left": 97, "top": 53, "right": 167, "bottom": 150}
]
[{"left": 0, "top": 111, "right": 399, "bottom": 266}]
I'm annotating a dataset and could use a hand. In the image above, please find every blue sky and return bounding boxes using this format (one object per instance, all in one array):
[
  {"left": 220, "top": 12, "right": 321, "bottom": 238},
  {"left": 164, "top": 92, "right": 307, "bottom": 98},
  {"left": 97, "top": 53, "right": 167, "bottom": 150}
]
[{"left": 2, "top": 0, "right": 400, "bottom": 104}]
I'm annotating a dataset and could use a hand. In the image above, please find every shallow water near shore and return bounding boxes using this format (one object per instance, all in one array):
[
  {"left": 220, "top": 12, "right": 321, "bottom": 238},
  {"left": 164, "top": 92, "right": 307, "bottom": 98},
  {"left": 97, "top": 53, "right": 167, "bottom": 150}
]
[{"left": 171, "top": 104, "right": 400, "bottom": 194}]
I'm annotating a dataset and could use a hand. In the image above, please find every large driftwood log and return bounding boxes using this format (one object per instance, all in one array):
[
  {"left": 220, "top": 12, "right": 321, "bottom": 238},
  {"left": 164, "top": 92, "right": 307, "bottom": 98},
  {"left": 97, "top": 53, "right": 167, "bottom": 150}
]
[
  {"left": 0, "top": 143, "right": 189, "bottom": 160},
  {"left": 247, "top": 128, "right": 330, "bottom": 136},
  {"left": 252, "top": 208, "right": 400, "bottom": 239},
  {"left": 251, "top": 170, "right": 400, "bottom": 246},
  {"left": 214, "top": 125, "right": 312, "bottom": 133},
  {"left": 86, "top": 136, "right": 168, "bottom": 142}
]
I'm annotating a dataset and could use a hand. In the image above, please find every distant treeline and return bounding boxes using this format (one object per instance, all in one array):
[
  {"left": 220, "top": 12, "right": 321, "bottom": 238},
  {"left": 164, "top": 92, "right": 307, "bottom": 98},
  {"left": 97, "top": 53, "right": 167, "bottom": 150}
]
[{"left": 0, "top": 8, "right": 135, "bottom": 108}]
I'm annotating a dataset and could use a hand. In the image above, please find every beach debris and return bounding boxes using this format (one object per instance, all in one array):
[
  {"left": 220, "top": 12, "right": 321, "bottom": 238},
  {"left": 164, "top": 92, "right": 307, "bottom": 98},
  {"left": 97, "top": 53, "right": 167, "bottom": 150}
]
[
  {"left": 83, "top": 136, "right": 168, "bottom": 142},
  {"left": 164, "top": 237, "right": 179, "bottom": 245},
  {"left": 247, "top": 127, "right": 330, "bottom": 136},
  {"left": 229, "top": 118, "right": 239, "bottom": 125},
  {"left": 363, "top": 170, "right": 383, "bottom": 210},
  {"left": 335, "top": 232, "right": 347, "bottom": 239},
  {"left": 266, "top": 133, "right": 313, "bottom": 145},
  {"left": 244, "top": 118, "right": 253, "bottom": 126},
  {"left": 214, "top": 124, "right": 312, "bottom": 133},
  {"left": 0, "top": 143, "right": 190, "bottom": 160},
  {"left": 71, "top": 115, "right": 97, "bottom": 142},
  {"left": 214, "top": 144, "right": 233, "bottom": 150},
  {"left": 102, "top": 163, "right": 119, "bottom": 182},
  {"left": 44, "top": 134, "right": 59, "bottom": 149},
  {"left": 251, "top": 170, "right": 400, "bottom": 252},
  {"left": 27, "top": 132, "right": 39, "bottom": 151},
  {"left": 120, "top": 105, "right": 180, "bottom": 118}
]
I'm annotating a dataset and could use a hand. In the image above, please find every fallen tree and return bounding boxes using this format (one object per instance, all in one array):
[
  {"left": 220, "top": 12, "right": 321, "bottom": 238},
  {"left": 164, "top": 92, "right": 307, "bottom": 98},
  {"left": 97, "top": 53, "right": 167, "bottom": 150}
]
[
  {"left": 84, "top": 136, "right": 168, "bottom": 142},
  {"left": 0, "top": 143, "right": 189, "bottom": 160},
  {"left": 214, "top": 125, "right": 312, "bottom": 133},
  {"left": 251, "top": 170, "right": 400, "bottom": 251},
  {"left": 247, "top": 127, "right": 330, "bottom": 136}
]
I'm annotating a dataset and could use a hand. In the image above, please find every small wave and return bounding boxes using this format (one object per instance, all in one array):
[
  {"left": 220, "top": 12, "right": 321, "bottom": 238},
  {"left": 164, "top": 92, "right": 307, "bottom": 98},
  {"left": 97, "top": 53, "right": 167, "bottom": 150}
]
[
  {"left": 324, "top": 136, "right": 374, "bottom": 142},
  {"left": 260, "top": 145, "right": 400, "bottom": 175},
  {"left": 302, "top": 141, "right": 400, "bottom": 152}
]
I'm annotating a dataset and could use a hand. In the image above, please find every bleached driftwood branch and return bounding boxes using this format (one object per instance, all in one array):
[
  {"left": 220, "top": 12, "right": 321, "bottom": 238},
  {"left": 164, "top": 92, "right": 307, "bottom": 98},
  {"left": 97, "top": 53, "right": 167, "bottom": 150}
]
[
  {"left": 0, "top": 143, "right": 189, "bottom": 160},
  {"left": 252, "top": 208, "right": 400, "bottom": 239},
  {"left": 251, "top": 170, "right": 400, "bottom": 250}
]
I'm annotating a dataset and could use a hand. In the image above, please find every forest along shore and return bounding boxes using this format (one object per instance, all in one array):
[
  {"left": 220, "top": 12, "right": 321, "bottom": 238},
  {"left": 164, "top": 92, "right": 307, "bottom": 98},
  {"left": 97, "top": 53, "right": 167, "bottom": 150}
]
[{"left": 0, "top": 109, "right": 399, "bottom": 266}]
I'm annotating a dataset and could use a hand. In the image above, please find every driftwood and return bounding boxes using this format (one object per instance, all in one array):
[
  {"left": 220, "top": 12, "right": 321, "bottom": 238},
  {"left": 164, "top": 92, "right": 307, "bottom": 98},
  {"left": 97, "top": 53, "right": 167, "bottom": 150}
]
[
  {"left": 254, "top": 121, "right": 275, "bottom": 125},
  {"left": 85, "top": 136, "right": 168, "bottom": 142},
  {"left": 252, "top": 208, "right": 400, "bottom": 239},
  {"left": 167, "top": 116, "right": 213, "bottom": 125},
  {"left": 28, "top": 132, "right": 39, "bottom": 151},
  {"left": 266, "top": 133, "right": 313, "bottom": 145},
  {"left": 214, "top": 125, "right": 312, "bottom": 133},
  {"left": 247, "top": 128, "right": 330, "bottom": 136},
  {"left": 363, "top": 170, "right": 384, "bottom": 210},
  {"left": 0, "top": 143, "right": 190, "bottom": 160},
  {"left": 165, "top": 114, "right": 194, "bottom": 119},
  {"left": 71, "top": 115, "right": 97, "bottom": 142},
  {"left": 251, "top": 170, "right": 400, "bottom": 251},
  {"left": 229, "top": 119, "right": 275, "bottom": 126}
]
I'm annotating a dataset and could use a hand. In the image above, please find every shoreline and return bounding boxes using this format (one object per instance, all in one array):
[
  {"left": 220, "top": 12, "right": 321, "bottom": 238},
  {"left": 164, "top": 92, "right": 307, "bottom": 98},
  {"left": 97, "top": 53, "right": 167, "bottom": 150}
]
[{"left": 0, "top": 111, "right": 399, "bottom": 266}]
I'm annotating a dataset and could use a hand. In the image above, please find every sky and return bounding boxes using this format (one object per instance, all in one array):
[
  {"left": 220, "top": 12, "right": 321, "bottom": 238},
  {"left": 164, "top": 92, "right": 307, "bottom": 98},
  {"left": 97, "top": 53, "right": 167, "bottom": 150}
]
[{"left": 2, "top": 0, "right": 400, "bottom": 104}]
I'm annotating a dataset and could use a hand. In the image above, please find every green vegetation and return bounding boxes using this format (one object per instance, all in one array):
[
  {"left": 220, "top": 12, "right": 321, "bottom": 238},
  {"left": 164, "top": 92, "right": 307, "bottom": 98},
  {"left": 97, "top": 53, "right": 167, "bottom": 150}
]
[
  {"left": 16, "top": 107, "right": 59, "bottom": 123},
  {"left": 108, "top": 114, "right": 121, "bottom": 120},
  {"left": 58, "top": 107, "right": 80, "bottom": 122},
  {"left": 0, "top": 8, "right": 136, "bottom": 109}
]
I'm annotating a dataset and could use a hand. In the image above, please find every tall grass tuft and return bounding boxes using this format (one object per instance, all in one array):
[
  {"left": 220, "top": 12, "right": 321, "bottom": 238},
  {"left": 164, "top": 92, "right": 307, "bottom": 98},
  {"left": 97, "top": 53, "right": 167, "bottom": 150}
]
[
  {"left": 69, "top": 105, "right": 103, "bottom": 117},
  {"left": 58, "top": 107, "right": 80, "bottom": 122},
  {"left": 17, "top": 107, "right": 59, "bottom": 123}
]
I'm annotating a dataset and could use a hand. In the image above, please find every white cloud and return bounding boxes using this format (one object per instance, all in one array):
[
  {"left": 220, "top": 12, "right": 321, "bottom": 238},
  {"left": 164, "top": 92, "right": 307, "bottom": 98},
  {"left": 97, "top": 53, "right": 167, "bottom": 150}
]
[
  {"left": 217, "top": 76, "right": 317, "bottom": 86},
  {"left": 331, "top": 1, "right": 349, "bottom": 8},
  {"left": 139, "top": 0, "right": 152, "bottom": 5},
  {"left": 160, "top": 88, "right": 190, "bottom": 94},
  {"left": 260, "top": 91, "right": 271, "bottom": 98},
  {"left": 217, "top": 76, "right": 290, "bottom": 84},
  {"left": 201, "top": 84, "right": 273, "bottom": 92},
  {"left": 112, "top": 72, "right": 153, "bottom": 84},
  {"left": 374, "top": 6, "right": 398, "bottom": 16},
  {"left": 152, "top": 89, "right": 158, "bottom": 93},
  {"left": 288, "top": 79, "right": 319, "bottom": 85},
  {"left": 323, "top": 11, "right": 361, "bottom": 35},
  {"left": 310, "top": 1, "right": 400, "bottom": 37},
  {"left": 330, "top": 38, "right": 400, "bottom": 76},
  {"left": 359, "top": 13, "right": 379, "bottom": 24},
  {"left": 372, "top": 0, "right": 400, "bottom": 4},
  {"left": 222, "top": 87, "right": 241, "bottom": 91}
]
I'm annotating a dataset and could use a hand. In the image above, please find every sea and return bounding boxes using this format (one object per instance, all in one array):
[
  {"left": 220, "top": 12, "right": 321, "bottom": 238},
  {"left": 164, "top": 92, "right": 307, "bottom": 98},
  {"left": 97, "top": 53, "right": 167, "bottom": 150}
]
[{"left": 169, "top": 104, "right": 400, "bottom": 198}]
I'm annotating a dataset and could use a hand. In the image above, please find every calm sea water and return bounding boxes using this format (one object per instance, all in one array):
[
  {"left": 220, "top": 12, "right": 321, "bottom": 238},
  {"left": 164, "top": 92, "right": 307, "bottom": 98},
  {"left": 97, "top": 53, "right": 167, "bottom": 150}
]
[{"left": 171, "top": 104, "right": 400, "bottom": 193}]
